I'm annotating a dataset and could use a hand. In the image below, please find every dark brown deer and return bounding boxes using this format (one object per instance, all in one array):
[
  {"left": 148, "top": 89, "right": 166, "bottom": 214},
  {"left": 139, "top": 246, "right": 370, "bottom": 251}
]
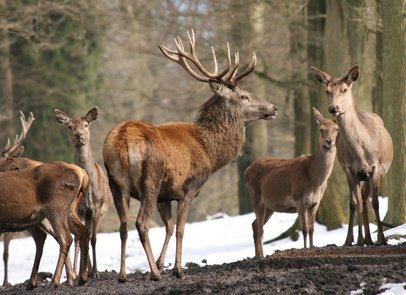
[
  {"left": 246, "top": 107, "right": 338, "bottom": 257},
  {"left": 103, "top": 29, "right": 278, "bottom": 282},
  {"left": 0, "top": 112, "right": 77, "bottom": 288},
  {"left": 310, "top": 65, "right": 393, "bottom": 246},
  {"left": 0, "top": 161, "right": 90, "bottom": 289},
  {"left": 0, "top": 112, "right": 43, "bottom": 288},
  {"left": 54, "top": 107, "right": 112, "bottom": 278}
]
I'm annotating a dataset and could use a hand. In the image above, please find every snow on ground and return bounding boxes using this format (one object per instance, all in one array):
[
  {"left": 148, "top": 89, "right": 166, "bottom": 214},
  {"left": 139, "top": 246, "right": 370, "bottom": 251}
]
[{"left": 0, "top": 197, "right": 404, "bottom": 294}]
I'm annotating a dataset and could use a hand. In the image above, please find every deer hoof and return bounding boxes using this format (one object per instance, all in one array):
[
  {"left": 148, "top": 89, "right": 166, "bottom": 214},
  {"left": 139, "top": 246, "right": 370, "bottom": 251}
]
[
  {"left": 173, "top": 269, "right": 185, "bottom": 279},
  {"left": 149, "top": 272, "right": 162, "bottom": 281}
]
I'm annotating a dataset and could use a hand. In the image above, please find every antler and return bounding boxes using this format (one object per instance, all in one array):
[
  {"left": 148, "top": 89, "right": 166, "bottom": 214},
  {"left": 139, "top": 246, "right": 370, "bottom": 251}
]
[
  {"left": 159, "top": 29, "right": 257, "bottom": 85},
  {"left": 1, "top": 111, "right": 35, "bottom": 158}
]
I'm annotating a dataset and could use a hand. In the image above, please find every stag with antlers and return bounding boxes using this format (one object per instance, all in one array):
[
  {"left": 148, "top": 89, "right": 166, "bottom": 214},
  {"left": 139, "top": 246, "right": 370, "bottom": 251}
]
[{"left": 103, "top": 29, "right": 278, "bottom": 282}]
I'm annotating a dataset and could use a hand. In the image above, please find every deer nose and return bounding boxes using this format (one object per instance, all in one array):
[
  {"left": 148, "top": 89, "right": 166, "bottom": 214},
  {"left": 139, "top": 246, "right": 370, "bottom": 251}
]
[
  {"left": 328, "top": 106, "right": 337, "bottom": 114},
  {"left": 75, "top": 132, "right": 82, "bottom": 139},
  {"left": 274, "top": 106, "right": 278, "bottom": 112},
  {"left": 326, "top": 138, "right": 333, "bottom": 145}
]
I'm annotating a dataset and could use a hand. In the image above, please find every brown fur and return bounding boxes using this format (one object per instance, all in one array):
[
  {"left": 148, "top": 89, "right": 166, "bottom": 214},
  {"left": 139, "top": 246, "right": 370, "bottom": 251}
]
[
  {"left": 55, "top": 107, "right": 112, "bottom": 278},
  {"left": 0, "top": 161, "right": 89, "bottom": 289},
  {"left": 246, "top": 108, "right": 338, "bottom": 256},
  {"left": 311, "top": 65, "right": 393, "bottom": 246},
  {"left": 103, "top": 32, "right": 278, "bottom": 282}
]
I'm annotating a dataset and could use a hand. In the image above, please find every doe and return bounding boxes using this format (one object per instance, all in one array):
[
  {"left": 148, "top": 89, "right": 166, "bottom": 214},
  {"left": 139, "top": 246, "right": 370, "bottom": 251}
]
[
  {"left": 310, "top": 65, "right": 393, "bottom": 246},
  {"left": 246, "top": 107, "right": 338, "bottom": 257}
]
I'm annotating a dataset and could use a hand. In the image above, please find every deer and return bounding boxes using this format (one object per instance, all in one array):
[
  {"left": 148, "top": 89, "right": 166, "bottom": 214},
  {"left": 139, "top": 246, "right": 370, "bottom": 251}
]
[
  {"left": 0, "top": 112, "right": 78, "bottom": 289},
  {"left": 0, "top": 160, "right": 90, "bottom": 289},
  {"left": 54, "top": 106, "right": 112, "bottom": 278},
  {"left": 310, "top": 65, "right": 393, "bottom": 246},
  {"left": 245, "top": 107, "right": 338, "bottom": 256},
  {"left": 103, "top": 29, "right": 278, "bottom": 282}
]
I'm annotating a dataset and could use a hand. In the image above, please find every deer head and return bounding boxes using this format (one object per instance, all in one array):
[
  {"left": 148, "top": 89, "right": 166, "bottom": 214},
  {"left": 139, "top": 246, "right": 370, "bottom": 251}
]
[
  {"left": 55, "top": 107, "right": 98, "bottom": 148},
  {"left": 310, "top": 65, "right": 359, "bottom": 117},
  {"left": 313, "top": 107, "right": 339, "bottom": 150},
  {"left": 160, "top": 29, "right": 278, "bottom": 125},
  {"left": 1, "top": 111, "right": 35, "bottom": 158}
]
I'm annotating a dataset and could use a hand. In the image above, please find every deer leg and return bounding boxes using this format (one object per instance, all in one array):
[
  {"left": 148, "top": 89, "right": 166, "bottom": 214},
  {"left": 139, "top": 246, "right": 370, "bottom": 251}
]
[
  {"left": 297, "top": 202, "right": 309, "bottom": 248},
  {"left": 68, "top": 210, "right": 90, "bottom": 285},
  {"left": 88, "top": 213, "right": 101, "bottom": 278},
  {"left": 112, "top": 190, "right": 130, "bottom": 283},
  {"left": 136, "top": 194, "right": 161, "bottom": 281},
  {"left": 2, "top": 232, "right": 12, "bottom": 288},
  {"left": 344, "top": 176, "right": 361, "bottom": 246},
  {"left": 49, "top": 220, "right": 73, "bottom": 288},
  {"left": 252, "top": 201, "right": 267, "bottom": 258},
  {"left": 25, "top": 227, "right": 46, "bottom": 290},
  {"left": 156, "top": 202, "right": 174, "bottom": 272},
  {"left": 72, "top": 237, "right": 80, "bottom": 276},
  {"left": 308, "top": 203, "right": 320, "bottom": 248},
  {"left": 370, "top": 176, "right": 387, "bottom": 245},
  {"left": 173, "top": 197, "right": 193, "bottom": 279},
  {"left": 361, "top": 183, "right": 373, "bottom": 245}
]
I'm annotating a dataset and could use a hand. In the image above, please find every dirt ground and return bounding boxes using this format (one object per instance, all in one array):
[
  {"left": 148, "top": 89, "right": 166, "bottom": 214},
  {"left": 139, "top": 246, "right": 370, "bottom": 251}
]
[{"left": 2, "top": 243, "right": 406, "bottom": 295}]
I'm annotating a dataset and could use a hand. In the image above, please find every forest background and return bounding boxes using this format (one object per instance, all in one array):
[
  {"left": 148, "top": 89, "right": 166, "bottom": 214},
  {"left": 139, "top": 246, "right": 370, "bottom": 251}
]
[{"left": 0, "top": 0, "right": 405, "bottom": 233}]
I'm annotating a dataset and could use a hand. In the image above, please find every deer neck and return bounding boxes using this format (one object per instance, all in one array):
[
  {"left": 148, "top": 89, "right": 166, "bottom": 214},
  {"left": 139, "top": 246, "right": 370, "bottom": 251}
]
[
  {"left": 309, "top": 144, "right": 336, "bottom": 185},
  {"left": 73, "top": 144, "right": 95, "bottom": 175},
  {"left": 195, "top": 98, "right": 246, "bottom": 171},
  {"left": 336, "top": 99, "right": 368, "bottom": 146}
]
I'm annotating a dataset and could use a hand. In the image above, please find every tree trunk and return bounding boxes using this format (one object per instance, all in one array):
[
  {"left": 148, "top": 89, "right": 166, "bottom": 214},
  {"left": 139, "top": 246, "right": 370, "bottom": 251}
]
[
  {"left": 237, "top": 1, "right": 268, "bottom": 214},
  {"left": 312, "top": 0, "right": 347, "bottom": 230},
  {"left": 0, "top": 2, "right": 15, "bottom": 140},
  {"left": 382, "top": 0, "right": 406, "bottom": 225}
]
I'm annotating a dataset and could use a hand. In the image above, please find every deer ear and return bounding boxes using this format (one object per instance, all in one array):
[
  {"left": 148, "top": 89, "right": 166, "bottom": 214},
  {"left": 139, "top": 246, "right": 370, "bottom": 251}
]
[
  {"left": 310, "top": 67, "right": 331, "bottom": 85},
  {"left": 84, "top": 107, "right": 98, "bottom": 123},
  {"left": 209, "top": 80, "right": 232, "bottom": 98},
  {"left": 345, "top": 65, "right": 359, "bottom": 84},
  {"left": 54, "top": 109, "right": 70, "bottom": 125},
  {"left": 312, "top": 107, "right": 324, "bottom": 125}
]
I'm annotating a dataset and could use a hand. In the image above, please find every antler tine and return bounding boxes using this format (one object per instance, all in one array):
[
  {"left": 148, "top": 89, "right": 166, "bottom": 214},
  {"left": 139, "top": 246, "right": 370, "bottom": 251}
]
[
  {"left": 231, "top": 53, "right": 257, "bottom": 84},
  {"left": 225, "top": 51, "right": 240, "bottom": 82},
  {"left": 1, "top": 111, "right": 35, "bottom": 157},
  {"left": 159, "top": 29, "right": 232, "bottom": 82}
]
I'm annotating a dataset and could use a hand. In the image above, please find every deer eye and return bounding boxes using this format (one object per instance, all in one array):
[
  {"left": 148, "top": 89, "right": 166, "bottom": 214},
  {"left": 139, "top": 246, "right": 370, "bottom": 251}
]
[
  {"left": 325, "top": 90, "right": 331, "bottom": 96},
  {"left": 341, "top": 88, "right": 347, "bottom": 93},
  {"left": 84, "top": 123, "right": 89, "bottom": 127},
  {"left": 67, "top": 124, "right": 73, "bottom": 130},
  {"left": 241, "top": 95, "right": 249, "bottom": 101}
]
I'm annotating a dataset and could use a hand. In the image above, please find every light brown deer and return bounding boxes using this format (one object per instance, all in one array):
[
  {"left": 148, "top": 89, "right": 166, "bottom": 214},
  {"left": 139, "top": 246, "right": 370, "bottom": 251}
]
[
  {"left": 103, "top": 29, "right": 278, "bottom": 282},
  {"left": 54, "top": 106, "right": 112, "bottom": 278},
  {"left": 0, "top": 161, "right": 90, "bottom": 289},
  {"left": 246, "top": 107, "right": 338, "bottom": 257},
  {"left": 310, "top": 65, "right": 393, "bottom": 246}
]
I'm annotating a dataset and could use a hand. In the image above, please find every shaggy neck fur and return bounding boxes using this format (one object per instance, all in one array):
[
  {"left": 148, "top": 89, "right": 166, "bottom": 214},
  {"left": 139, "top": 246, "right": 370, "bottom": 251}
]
[{"left": 194, "top": 95, "right": 246, "bottom": 172}]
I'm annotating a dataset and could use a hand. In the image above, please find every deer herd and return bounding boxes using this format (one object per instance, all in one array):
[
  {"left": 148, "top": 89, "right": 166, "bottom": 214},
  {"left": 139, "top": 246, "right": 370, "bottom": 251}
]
[{"left": 0, "top": 30, "right": 393, "bottom": 290}]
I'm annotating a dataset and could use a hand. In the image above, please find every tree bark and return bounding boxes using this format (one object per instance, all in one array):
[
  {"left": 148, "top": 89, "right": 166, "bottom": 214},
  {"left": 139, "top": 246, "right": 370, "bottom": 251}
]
[
  {"left": 0, "top": 2, "right": 15, "bottom": 139},
  {"left": 312, "top": 0, "right": 348, "bottom": 230},
  {"left": 236, "top": 1, "right": 268, "bottom": 214},
  {"left": 382, "top": 0, "right": 406, "bottom": 225}
]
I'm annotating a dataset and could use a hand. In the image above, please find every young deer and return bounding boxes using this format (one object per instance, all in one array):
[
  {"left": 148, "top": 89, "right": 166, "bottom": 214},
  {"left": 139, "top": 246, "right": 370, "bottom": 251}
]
[
  {"left": 55, "top": 107, "right": 112, "bottom": 278},
  {"left": 103, "top": 29, "right": 278, "bottom": 282},
  {"left": 0, "top": 161, "right": 89, "bottom": 289},
  {"left": 246, "top": 107, "right": 338, "bottom": 256},
  {"left": 310, "top": 65, "right": 393, "bottom": 246}
]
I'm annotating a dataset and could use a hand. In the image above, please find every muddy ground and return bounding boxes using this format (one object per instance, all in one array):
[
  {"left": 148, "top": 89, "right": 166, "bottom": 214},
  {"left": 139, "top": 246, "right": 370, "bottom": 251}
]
[{"left": 2, "top": 244, "right": 406, "bottom": 295}]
